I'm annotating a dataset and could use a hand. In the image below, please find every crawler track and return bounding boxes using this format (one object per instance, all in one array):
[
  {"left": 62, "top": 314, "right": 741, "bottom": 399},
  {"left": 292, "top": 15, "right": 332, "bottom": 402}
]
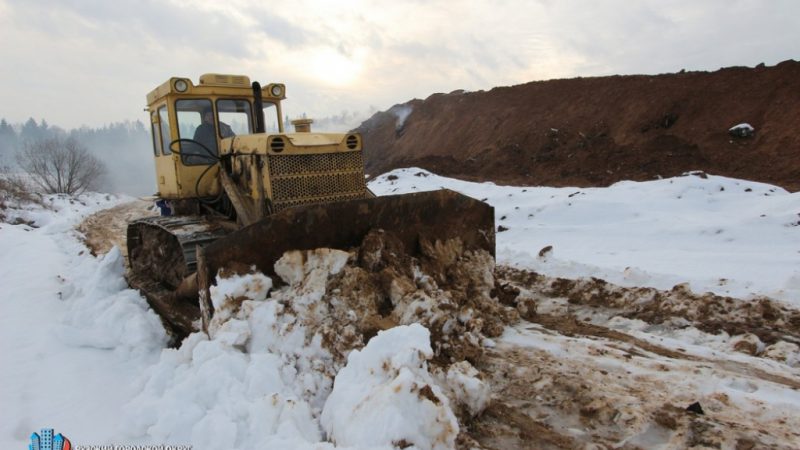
[{"left": 126, "top": 215, "right": 233, "bottom": 336}]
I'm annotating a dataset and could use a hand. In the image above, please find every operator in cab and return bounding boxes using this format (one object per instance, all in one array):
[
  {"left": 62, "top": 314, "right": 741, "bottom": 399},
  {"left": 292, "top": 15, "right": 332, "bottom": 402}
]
[{"left": 193, "top": 108, "right": 234, "bottom": 154}]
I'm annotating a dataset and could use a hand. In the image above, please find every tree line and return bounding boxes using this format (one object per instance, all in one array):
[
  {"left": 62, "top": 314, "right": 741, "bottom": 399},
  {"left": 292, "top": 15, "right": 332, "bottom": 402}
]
[{"left": 0, "top": 118, "right": 156, "bottom": 195}]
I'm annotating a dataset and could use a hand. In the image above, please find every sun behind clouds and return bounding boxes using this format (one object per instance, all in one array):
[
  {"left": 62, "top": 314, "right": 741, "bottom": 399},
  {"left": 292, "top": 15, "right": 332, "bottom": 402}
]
[{"left": 306, "top": 48, "right": 363, "bottom": 87}]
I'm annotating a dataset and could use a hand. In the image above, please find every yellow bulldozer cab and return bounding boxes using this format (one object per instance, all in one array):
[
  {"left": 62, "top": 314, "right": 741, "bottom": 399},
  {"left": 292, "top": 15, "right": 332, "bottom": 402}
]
[{"left": 146, "top": 74, "right": 286, "bottom": 199}]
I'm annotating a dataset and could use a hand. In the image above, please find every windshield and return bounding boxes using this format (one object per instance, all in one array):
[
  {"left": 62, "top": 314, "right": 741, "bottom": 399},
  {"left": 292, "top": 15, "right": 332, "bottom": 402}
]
[
  {"left": 217, "top": 99, "right": 253, "bottom": 136},
  {"left": 175, "top": 98, "right": 216, "bottom": 165}
]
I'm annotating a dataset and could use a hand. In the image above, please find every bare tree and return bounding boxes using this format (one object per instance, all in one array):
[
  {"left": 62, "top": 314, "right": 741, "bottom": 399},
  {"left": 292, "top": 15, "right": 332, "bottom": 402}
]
[{"left": 16, "top": 137, "right": 107, "bottom": 195}]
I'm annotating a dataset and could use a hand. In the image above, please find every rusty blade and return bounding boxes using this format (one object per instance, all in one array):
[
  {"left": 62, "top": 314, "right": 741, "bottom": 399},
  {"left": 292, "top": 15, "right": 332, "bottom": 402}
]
[{"left": 201, "top": 189, "right": 495, "bottom": 281}]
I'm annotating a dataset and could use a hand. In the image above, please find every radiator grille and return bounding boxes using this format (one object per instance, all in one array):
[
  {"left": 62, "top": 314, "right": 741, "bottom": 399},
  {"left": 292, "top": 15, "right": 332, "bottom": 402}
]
[{"left": 268, "top": 152, "right": 366, "bottom": 211}]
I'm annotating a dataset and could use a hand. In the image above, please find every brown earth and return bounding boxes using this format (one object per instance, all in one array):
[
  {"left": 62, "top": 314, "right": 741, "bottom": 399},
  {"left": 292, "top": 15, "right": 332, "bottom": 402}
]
[
  {"left": 357, "top": 60, "right": 800, "bottom": 192},
  {"left": 76, "top": 198, "right": 154, "bottom": 260}
]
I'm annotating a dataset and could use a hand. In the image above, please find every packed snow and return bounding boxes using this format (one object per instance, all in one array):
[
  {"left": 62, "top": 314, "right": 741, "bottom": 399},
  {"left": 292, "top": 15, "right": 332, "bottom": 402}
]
[{"left": 1, "top": 169, "right": 798, "bottom": 449}]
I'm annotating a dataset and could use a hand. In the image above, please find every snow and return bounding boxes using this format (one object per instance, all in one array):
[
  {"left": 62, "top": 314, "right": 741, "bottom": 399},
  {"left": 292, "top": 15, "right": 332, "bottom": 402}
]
[
  {"left": 321, "top": 324, "right": 458, "bottom": 450},
  {"left": 369, "top": 168, "right": 800, "bottom": 305},
  {"left": 0, "top": 193, "right": 167, "bottom": 446},
  {"left": 1, "top": 168, "right": 799, "bottom": 449},
  {"left": 729, "top": 122, "right": 755, "bottom": 132}
]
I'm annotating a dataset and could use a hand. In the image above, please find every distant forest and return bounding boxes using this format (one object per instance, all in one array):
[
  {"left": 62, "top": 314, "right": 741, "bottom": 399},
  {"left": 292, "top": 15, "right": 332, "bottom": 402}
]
[{"left": 0, "top": 118, "right": 156, "bottom": 196}]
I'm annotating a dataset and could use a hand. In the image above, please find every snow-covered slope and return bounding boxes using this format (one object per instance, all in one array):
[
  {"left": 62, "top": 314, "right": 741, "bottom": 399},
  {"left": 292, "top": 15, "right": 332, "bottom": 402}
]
[
  {"left": 0, "top": 194, "right": 167, "bottom": 445},
  {"left": 370, "top": 168, "right": 800, "bottom": 304},
  {"left": 1, "top": 170, "right": 798, "bottom": 449}
]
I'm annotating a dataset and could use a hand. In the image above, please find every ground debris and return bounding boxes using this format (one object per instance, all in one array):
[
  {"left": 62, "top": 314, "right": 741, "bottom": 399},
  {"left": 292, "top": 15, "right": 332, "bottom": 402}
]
[{"left": 459, "top": 266, "right": 800, "bottom": 449}]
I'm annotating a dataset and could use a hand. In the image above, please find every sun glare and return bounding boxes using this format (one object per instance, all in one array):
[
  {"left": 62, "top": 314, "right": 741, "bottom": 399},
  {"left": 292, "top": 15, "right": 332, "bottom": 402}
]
[{"left": 308, "top": 49, "right": 362, "bottom": 87}]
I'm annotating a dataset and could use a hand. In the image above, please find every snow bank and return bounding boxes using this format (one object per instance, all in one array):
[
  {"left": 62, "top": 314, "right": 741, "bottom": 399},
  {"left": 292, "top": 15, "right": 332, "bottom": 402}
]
[
  {"left": 126, "top": 244, "right": 494, "bottom": 449},
  {"left": 369, "top": 168, "right": 800, "bottom": 305},
  {"left": 321, "top": 324, "right": 458, "bottom": 450},
  {"left": 0, "top": 192, "right": 168, "bottom": 448},
  {"left": 57, "top": 246, "right": 168, "bottom": 357}
]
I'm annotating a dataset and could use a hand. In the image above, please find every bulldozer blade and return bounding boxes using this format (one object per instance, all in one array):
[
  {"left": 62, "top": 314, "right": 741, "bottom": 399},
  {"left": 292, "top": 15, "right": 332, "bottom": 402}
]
[{"left": 197, "top": 189, "right": 495, "bottom": 323}]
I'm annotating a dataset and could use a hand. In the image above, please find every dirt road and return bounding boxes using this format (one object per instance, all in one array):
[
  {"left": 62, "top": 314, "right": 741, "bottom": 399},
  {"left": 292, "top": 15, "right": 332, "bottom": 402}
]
[{"left": 76, "top": 199, "right": 155, "bottom": 259}]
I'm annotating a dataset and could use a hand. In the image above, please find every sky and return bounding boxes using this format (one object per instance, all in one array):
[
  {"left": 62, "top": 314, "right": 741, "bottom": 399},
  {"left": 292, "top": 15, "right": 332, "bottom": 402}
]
[{"left": 0, "top": 0, "right": 798, "bottom": 130}]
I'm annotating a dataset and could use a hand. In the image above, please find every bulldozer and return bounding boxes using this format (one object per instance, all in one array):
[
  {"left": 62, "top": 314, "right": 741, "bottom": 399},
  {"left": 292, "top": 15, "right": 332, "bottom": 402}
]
[{"left": 126, "top": 74, "right": 495, "bottom": 338}]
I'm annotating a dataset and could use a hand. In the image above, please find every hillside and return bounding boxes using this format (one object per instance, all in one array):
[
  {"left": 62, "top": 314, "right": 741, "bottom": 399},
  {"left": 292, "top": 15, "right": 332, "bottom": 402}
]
[{"left": 358, "top": 60, "right": 800, "bottom": 191}]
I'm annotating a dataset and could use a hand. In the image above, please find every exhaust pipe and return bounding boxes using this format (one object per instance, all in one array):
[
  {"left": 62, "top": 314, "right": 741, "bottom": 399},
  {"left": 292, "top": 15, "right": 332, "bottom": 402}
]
[{"left": 252, "top": 81, "right": 265, "bottom": 133}]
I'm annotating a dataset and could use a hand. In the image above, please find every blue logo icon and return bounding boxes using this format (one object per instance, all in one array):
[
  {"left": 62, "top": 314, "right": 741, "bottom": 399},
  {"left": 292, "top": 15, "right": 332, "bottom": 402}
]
[{"left": 29, "top": 428, "right": 72, "bottom": 450}]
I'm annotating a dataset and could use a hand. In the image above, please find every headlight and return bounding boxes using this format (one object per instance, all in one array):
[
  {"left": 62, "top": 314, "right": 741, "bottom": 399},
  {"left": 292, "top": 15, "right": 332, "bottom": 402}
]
[
  {"left": 270, "top": 85, "right": 283, "bottom": 97},
  {"left": 174, "top": 79, "right": 188, "bottom": 92}
]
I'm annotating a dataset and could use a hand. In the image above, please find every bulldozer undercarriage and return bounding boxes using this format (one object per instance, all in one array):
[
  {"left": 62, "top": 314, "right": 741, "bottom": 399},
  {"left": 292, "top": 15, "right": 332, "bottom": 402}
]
[{"left": 126, "top": 189, "right": 495, "bottom": 339}]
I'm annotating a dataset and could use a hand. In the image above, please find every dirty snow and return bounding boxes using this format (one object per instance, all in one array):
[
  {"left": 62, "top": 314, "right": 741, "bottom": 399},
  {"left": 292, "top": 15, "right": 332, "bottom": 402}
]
[{"left": 1, "top": 168, "right": 799, "bottom": 449}]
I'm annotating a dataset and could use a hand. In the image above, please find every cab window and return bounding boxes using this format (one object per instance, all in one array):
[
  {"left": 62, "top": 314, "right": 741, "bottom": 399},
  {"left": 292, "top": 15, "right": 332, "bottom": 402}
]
[
  {"left": 150, "top": 115, "right": 163, "bottom": 156},
  {"left": 262, "top": 102, "right": 281, "bottom": 132},
  {"left": 217, "top": 99, "right": 252, "bottom": 137},
  {"left": 158, "top": 106, "right": 171, "bottom": 155},
  {"left": 175, "top": 98, "right": 216, "bottom": 165}
]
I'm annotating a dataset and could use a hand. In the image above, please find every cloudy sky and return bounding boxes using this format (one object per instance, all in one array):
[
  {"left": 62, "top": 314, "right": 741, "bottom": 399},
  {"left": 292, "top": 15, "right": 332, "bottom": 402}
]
[{"left": 0, "top": 0, "right": 797, "bottom": 129}]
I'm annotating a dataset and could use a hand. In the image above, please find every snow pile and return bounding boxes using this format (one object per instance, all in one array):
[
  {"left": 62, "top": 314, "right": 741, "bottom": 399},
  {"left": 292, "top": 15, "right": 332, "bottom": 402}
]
[
  {"left": 321, "top": 324, "right": 458, "bottom": 450},
  {"left": 0, "top": 191, "right": 167, "bottom": 446},
  {"left": 127, "top": 237, "right": 504, "bottom": 449},
  {"left": 0, "top": 187, "right": 121, "bottom": 230},
  {"left": 57, "top": 246, "right": 168, "bottom": 357},
  {"left": 125, "top": 332, "right": 324, "bottom": 449}
]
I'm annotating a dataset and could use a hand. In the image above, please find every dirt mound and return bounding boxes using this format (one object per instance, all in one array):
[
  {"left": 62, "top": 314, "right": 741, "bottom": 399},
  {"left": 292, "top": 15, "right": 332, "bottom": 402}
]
[
  {"left": 215, "top": 230, "right": 518, "bottom": 368},
  {"left": 357, "top": 60, "right": 800, "bottom": 191},
  {"left": 209, "top": 229, "right": 520, "bottom": 431}
]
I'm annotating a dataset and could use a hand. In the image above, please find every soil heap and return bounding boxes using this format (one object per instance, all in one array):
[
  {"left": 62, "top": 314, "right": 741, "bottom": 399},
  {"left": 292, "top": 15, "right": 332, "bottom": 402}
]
[{"left": 358, "top": 60, "right": 800, "bottom": 191}]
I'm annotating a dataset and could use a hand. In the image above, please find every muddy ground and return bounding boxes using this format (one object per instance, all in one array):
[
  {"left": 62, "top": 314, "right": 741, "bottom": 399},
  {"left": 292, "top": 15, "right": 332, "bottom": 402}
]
[
  {"left": 76, "top": 198, "right": 153, "bottom": 260},
  {"left": 473, "top": 268, "right": 800, "bottom": 449},
  {"left": 79, "top": 202, "right": 800, "bottom": 449}
]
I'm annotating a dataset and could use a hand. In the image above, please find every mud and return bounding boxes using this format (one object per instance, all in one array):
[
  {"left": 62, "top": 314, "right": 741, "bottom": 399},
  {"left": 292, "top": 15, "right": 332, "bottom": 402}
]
[
  {"left": 462, "top": 267, "right": 800, "bottom": 449},
  {"left": 496, "top": 266, "right": 800, "bottom": 362},
  {"left": 76, "top": 199, "right": 155, "bottom": 259},
  {"left": 238, "top": 229, "right": 519, "bottom": 368}
]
